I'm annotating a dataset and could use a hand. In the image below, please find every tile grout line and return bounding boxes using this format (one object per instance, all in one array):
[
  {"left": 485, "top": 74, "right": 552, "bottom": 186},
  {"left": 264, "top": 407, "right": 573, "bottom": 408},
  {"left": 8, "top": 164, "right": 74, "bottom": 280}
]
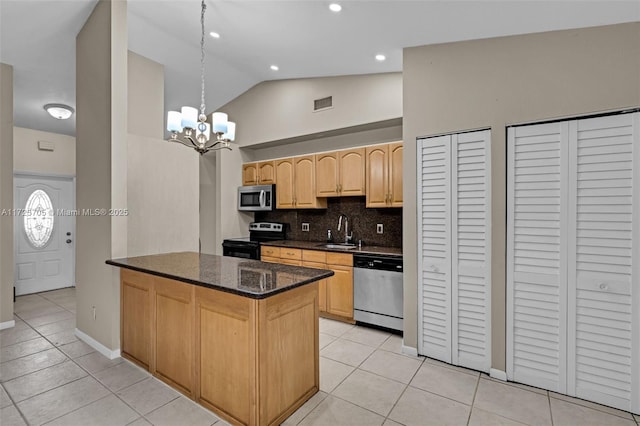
[
  {"left": 548, "top": 390, "right": 555, "bottom": 426},
  {"left": 1, "top": 382, "right": 31, "bottom": 426},
  {"left": 465, "top": 372, "right": 481, "bottom": 426}
]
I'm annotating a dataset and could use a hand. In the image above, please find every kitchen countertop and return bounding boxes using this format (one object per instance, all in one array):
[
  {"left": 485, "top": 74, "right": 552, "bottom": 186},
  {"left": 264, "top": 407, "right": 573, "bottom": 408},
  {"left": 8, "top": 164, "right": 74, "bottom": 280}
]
[
  {"left": 106, "top": 251, "right": 333, "bottom": 299},
  {"left": 261, "top": 240, "right": 403, "bottom": 257}
]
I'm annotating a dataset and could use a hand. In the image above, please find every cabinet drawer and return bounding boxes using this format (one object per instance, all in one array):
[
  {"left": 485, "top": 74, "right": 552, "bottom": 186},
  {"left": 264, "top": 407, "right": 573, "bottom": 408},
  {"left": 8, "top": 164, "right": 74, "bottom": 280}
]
[
  {"left": 261, "top": 246, "right": 281, "bottom": 258},
  {"left": 279, "top": 258, "right": 302, "bottom": 266},
  {"left": 326, "top": 252, "right": 353, "bottom": 267},
  {"left": 261, "top": 256, "right": 279, "bottom": 264},
  {"left": 302, "top": 250, "right": 326, "bottom": 263},
  {"left": 280, "top": 248, "right": 302, "bottom": 260}
]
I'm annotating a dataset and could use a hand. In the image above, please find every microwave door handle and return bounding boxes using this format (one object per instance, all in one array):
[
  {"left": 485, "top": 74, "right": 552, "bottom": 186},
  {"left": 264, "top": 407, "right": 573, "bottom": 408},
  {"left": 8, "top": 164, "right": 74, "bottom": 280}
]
[{"left": 259, "top": 190, "right": 266, "bottom": 208}]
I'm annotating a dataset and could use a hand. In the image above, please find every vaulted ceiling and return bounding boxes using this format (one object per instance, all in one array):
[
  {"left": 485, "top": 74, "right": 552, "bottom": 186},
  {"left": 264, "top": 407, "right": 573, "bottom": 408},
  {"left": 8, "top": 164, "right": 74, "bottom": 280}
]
[{"left": 1, "top": 0, "right": 638, "bottom": 137}]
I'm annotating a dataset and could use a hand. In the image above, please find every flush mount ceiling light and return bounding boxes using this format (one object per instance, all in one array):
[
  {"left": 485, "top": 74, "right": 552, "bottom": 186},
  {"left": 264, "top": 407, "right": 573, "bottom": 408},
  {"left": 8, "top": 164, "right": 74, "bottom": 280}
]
[
  {"left": 375, "top": 54, "right": 386, "bottom": 62},
  {"left": 270, "top": 65, "right": 279, "bottom": 71},
  {"left": 166, "top": 0, "right": 235, "bottom": 155},
  {"left": 209, "top": 31, "right": 220, "bottom": 38},
  {"left": 329, "top": 3, "right": 342, "bottom": 12},
  {"left": 44, "top": 103, "right": 74, "bottom": 120}
]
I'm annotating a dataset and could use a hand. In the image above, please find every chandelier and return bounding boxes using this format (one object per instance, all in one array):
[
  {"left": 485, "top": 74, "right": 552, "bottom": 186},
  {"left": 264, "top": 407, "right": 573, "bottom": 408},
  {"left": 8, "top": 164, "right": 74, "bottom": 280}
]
[{"left": 166, "top": 0, "right": 235, "bottom": 155}]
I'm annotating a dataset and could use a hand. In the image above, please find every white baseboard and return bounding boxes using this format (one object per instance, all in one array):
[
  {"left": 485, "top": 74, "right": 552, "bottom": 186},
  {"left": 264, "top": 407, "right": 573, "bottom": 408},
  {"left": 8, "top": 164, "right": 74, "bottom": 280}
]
[
  {"left": 75, "top": 328, "right": 121, "bottom": 360},
  {"left": 490, "top": 368, "right": 507, "bottom": 381},
  {"left": 401, "top": 344, "right": 418, "bottom": 357},
  {"left": 0, "top": 320, "right": 16, "bottom": 330}
]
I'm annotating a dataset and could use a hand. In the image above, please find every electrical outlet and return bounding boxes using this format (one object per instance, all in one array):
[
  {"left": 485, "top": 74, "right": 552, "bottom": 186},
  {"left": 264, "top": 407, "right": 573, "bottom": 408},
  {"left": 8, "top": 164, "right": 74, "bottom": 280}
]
[
  {"left": 376, "top": 224, "right": 384, "bottom": 234},
  {"left": 302, "top": 223, "right": 310, "bottom": 232}
]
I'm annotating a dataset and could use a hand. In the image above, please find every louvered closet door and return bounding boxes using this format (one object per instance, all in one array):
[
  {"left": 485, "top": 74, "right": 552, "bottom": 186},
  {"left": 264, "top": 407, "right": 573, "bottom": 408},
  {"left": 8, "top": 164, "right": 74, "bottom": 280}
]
[
  {"left": 451, "top": 130, "right": 492, "bottom": 372},
  {"left": 567, "top": 113, "right": 639, "bottom": 413},
  {"left": 507, "top": 122, "right": 568, "bottom": 393},
  {"left": 418, "top": 135, "right": 453, "bottom": 363},
  {"left": 418, "top": 130, "right": 491, "bottom": 372}
]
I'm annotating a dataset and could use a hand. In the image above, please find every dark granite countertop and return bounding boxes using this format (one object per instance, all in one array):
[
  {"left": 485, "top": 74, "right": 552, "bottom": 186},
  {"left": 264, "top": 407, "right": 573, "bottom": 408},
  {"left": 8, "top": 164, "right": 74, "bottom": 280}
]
[
  {"left": 106, "top": 251, "right": 333, "bottom": 299},
  {"left": 261, "top": 240, "right": 403, "bottom": 257}
]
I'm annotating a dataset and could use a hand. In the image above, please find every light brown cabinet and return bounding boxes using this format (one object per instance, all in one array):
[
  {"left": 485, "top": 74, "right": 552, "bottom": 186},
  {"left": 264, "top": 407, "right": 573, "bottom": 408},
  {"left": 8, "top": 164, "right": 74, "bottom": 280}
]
[
  {"left": 242, "top": 161, "right": 276, "bottom": 186},
  {"left": 121, "top": 270, "right": 152, "bottom": 370},
  {"left": 263, "top": 247, "right": 353, "bottom": 323},
  {"left": 315, "top": 148, "right": 365, "bottom": 197},
  {"left": 121, "top": 268, "right": 320, "bottom": 426},
  {"left": 366, "top": 142, "right": 403, "bottom": 208},
  {"left": 275, "top": 156, "right": 327, "bottom": 209},
  {"left": 154, "top": 277, "right": 195, "bottom": 397}
]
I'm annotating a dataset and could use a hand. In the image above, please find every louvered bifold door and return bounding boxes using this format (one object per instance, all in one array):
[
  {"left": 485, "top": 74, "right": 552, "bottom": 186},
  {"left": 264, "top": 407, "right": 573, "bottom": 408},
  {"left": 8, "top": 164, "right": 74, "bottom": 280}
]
[
  {"left": 507, "top": 122, "right": 568, "bottom": 393},
  {"left": 451, "top": 130, "right": 492, "bottom": 372},
  {"left": 418, "top": 135, "right": 453, "bottom": 363},
  {"left": 567, "top": 112, "right": 639, "bottom": 413}
]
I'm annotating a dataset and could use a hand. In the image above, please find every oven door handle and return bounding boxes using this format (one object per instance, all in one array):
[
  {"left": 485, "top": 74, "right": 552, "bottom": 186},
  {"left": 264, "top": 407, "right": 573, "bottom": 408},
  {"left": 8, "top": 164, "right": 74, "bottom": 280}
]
[{"left": 259, "top": 190, "right": 266, "bottom": 208}]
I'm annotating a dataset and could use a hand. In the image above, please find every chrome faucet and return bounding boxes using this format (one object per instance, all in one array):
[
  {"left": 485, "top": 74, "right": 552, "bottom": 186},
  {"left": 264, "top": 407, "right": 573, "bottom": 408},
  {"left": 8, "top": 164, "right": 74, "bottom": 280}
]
[{"left": 337, "top": 213, "right": 353, "bottom": 244}]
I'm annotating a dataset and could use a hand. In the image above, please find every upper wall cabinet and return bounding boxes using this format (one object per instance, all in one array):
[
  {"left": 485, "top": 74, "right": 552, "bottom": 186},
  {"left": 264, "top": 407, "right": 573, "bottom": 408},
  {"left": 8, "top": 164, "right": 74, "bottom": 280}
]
[
  {"left": 275, "top": 156, "right": 327, "bottom": 209},
  {"left": 242, "top": 161, "right": 276, "bottom": 186},
  {"left": 366, "top": 142, "right": 403, "bottom": 208},
  {"left": 315, "top": 148, "right": 366, "bottom": 197}
]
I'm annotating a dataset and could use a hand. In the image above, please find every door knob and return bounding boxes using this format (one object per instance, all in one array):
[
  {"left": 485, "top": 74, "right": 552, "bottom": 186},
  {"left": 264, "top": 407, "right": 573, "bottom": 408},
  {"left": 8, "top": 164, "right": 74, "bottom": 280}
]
[{"left": 66, "top": 239, "right": 72, "bottom": 244}]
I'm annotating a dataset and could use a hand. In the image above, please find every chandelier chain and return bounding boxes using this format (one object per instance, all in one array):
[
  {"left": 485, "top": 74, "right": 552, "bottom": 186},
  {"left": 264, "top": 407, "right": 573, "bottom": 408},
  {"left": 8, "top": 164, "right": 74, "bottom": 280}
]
[{"left": 200, "top": 0, "right": 206, "bottom": 116}]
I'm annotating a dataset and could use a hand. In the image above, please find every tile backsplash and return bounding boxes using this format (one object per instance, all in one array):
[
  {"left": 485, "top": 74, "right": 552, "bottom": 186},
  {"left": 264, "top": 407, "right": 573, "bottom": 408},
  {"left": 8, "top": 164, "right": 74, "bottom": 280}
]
[{"left": 255, "top": 197, "right": 402, "bottom": 248}]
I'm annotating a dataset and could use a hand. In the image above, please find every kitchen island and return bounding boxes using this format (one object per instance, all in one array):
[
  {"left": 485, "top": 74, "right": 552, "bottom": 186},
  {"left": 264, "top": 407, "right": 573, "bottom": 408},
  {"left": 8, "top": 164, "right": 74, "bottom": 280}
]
[{"left": 106, "top": 252, "right": 333, "bottom": 426}]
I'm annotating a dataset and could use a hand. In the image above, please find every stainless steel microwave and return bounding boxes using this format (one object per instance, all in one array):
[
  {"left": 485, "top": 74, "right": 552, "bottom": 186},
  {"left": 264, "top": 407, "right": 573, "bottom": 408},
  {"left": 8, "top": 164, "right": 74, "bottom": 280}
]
[{"left": 237, "top": 184, "right": 275, "bottom": 211}]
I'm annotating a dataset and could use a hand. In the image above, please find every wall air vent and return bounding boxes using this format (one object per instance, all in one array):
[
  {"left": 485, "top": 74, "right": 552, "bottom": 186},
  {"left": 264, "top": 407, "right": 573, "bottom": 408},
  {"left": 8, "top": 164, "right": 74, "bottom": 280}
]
[{"left": 313, "top": 96, "right": 333, "bottom": 112}]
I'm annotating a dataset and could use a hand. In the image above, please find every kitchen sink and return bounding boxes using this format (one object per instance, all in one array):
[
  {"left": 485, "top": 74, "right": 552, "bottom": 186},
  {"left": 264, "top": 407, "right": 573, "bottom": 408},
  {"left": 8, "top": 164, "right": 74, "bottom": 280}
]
[{"left": 318, "top": 243, "right": 357, "bottom": 250}]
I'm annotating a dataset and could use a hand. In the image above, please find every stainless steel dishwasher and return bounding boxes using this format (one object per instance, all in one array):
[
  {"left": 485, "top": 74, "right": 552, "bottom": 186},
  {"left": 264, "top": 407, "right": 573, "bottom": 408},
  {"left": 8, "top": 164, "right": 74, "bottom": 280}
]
[{"left": 353, "top": 254, "right": 403, "bottom": 332}]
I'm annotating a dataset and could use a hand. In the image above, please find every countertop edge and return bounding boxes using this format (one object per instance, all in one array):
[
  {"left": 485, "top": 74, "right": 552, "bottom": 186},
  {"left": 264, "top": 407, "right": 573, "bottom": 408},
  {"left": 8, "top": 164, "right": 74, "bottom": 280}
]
[{"left": 105, "top": 259, "right": 334, "bottom": 300}]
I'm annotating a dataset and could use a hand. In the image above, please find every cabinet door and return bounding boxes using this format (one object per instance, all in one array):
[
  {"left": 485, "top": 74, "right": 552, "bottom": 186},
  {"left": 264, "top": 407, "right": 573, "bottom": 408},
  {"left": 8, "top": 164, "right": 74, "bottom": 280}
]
[
  {"left": 295, "top": 156, "right": 326, "bottom": 208},
  {"left": 242, "top": 163, "right": 258, "bottom": 186},
  {"left": 388, "top": 142, "right": 403, "bottom": 207},
  {"left": 258, "top": 161, "right": 276, "bottom": 185},
  {"left": 303, "top": 260, "right": 327, "bottom": 312},
  {"left": 339, "top": 148, "right": 365, "bottom": 196},
  {"left": 154, "top": 277, "right": 195, "bottom": 397},
  {"left": 366, "top": 145, "right": 389, "bottom": 207},
  {"left": 275, "top": 158, "right": 295, "bottom": 209},
  {"left": 121, "top": 270, "right": 152, "bottom": 370},
  {"left": 315, "top": 152, "right": 339, "bottom": 197},
  {"left": 326, "top": 265, "right": 353, "bottom": 320}
]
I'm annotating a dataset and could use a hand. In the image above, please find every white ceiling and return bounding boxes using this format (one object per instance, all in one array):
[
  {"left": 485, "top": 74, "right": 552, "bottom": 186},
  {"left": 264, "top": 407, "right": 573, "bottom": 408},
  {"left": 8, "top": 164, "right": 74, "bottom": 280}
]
[{"left": 1, "top": 0, "right": 639, "bottom": 137}]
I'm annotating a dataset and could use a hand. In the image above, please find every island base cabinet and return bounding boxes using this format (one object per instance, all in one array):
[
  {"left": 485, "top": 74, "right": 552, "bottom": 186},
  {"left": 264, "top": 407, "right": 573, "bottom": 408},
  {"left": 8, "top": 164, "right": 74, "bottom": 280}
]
[
  {"left": 258, "top": 285, "right": 319, "bottom": 426},
  {"left": 196, "top": 288, "right": 256, "bottom": 426},
  {"left": 121, "top": 270, "right": 152, "bottom": 370},
  {"left": 153, "top": 277, "right": 194, "bottom": 398},
  {"left": 121, "top": 269, "right": 320, "bottom": 426}
]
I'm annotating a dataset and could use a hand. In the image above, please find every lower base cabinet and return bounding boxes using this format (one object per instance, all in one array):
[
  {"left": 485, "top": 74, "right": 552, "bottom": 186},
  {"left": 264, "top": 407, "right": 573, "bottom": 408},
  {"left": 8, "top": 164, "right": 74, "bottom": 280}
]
[
  {"left": 120, "top": 269, "right": 320, "bottom": 426},
  {"left": 264, "top": 247, "right": 354, "bottom": 323}
]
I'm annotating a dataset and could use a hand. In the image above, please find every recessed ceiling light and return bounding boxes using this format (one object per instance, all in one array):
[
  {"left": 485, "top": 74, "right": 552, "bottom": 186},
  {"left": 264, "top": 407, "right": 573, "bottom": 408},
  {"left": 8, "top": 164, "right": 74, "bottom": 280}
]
[
  {"left": 209, "top": 31, "right": 220, "bottom": 38},
  {"left": 375, "top": 54, "right": 386, "bottom": 62},
  {"left": 270, "top": 65, "right": 279, "bottom": 71},
  {"left": 44, "top": 103, "right": 74, "bottom": 120},
  {"left": 329, "top": 3, "right": 342, "bottom": 12}
]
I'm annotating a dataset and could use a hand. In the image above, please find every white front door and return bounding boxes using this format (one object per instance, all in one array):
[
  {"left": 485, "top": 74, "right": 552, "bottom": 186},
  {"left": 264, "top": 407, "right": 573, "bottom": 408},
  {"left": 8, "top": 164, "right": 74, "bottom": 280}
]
[{"left": 14, "top": 175, "right": 75, "bottom": 295}]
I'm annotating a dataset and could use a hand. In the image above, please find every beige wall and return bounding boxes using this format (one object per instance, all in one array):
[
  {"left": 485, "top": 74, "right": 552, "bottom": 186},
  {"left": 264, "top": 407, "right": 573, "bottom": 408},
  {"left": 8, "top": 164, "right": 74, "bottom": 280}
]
[
  {"left": 212, "top": 73, "right": 402, "bottom": 250},
  {"left": 0, "top": 63, "right": 14, "bottom": 324},
  {"left": 76, "top": 0, "right": 128, "bottom": 352},
  {"left": 13, "top": 127, "right": 75, "bottom": 175},
  {"left": 200, "top": 154, "right": 216, "bottom": 254},
  {"left": 403, "top": 22, "right": 640, "bottom": 370},
  {"left": 223, "top": 72, "right": 402, "bottom": 147},
  {"left": 127, "top": 52, "right": 199, "bottom": 258}
]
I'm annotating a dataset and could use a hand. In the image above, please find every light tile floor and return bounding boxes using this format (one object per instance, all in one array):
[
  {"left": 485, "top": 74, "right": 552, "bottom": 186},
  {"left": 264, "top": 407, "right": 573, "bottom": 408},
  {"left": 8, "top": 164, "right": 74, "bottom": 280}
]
[{"left": 0, "top": 288, "right": 638, "bottom": 426}]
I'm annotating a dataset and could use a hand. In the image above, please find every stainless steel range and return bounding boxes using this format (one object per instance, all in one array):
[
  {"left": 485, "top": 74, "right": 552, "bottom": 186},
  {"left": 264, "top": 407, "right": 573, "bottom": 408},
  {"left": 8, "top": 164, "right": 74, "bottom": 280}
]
[{"left": 222, "top": 222, "right": 286, "bottom": 260}]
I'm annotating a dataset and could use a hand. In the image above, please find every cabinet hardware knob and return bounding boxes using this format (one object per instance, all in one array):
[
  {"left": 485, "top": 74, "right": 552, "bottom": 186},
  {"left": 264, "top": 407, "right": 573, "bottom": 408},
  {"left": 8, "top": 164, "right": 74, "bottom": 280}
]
[{"left": 599, "top": 283, "right": 609, "bottom": 291}]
